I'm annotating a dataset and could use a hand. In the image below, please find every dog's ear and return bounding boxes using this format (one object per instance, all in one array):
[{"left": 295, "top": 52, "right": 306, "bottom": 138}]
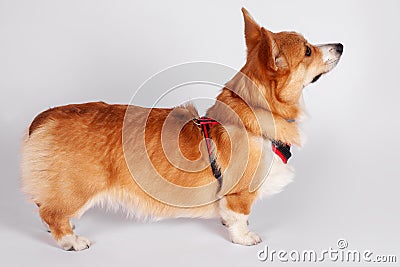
[
  {"left": 241, "top": 7, "right": 260, "bottom": 53},
  {"left": 259, "top": 27, "right": 287, "bottom": 71}
]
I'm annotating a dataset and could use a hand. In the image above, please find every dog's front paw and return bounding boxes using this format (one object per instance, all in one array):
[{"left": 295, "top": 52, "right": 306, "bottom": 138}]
[
  {"left": 231, "top": 231, "right": 262, "bottom": 246},
  {"left": 58, "top": 234, "right": 91, "bottom": 251}
]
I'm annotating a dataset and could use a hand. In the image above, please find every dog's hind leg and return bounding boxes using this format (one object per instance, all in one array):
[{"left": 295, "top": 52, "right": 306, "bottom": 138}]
[
  {"left": 39, "top": 201, "right": 90, "bottom": 251},
  {"left": 39, "top": 217, "right": 75, "bottom": 233},
  {"left": 219, "top": 192, "right": 261, "bottom": 246}
]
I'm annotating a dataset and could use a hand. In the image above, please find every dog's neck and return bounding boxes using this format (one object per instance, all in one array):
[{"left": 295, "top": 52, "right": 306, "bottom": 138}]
[{"left": 206, "top": 74, "right": 302, "bottom": 146}]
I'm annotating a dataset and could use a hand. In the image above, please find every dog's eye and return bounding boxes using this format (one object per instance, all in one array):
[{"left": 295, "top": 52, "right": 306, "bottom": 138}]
[{"left": 305, "top": 46, "right": 312, "bottom": 57}]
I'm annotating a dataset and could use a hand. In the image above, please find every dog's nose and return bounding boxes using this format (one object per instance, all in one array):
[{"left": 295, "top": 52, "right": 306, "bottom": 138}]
[{"left": 336, "top": 43, "right": 343, "bottom": 54}]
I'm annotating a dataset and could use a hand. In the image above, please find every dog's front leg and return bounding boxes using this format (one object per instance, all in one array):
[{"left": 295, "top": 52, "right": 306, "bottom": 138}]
[{"left": 219, "top": 193, "right": 261, "bottom": 246}]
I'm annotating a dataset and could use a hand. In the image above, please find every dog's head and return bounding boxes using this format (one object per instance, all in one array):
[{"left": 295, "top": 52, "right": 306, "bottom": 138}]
[{"left": 240, "top": 8, "right": 343, "bottom": 116}]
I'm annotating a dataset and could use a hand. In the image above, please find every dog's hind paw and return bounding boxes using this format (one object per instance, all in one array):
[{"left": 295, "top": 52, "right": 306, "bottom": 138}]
[
  {"left": 231, "top": 231, "right": 262, "bottom": 246},
  {"left": 58, "top": 234, "right": 91, "bottom": 251}
]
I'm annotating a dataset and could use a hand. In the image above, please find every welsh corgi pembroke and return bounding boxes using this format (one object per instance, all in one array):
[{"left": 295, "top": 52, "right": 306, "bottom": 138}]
[{"left": 21, "top": 8, "right": 343, "bottom": 250}]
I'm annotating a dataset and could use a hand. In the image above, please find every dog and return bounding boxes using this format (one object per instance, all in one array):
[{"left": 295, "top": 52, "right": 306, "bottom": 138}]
[{"left": 20, "top": 8, "right": 343, "bottom": 251}]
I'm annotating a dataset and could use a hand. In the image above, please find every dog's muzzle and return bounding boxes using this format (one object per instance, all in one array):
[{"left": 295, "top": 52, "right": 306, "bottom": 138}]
[{"left": 319, "top": 43, "right": 344, "bottom": 64}]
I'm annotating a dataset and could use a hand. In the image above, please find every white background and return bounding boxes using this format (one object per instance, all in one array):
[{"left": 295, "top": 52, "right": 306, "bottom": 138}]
[{"left": 1, "top": 0, "right": 399, "bottom": 266}]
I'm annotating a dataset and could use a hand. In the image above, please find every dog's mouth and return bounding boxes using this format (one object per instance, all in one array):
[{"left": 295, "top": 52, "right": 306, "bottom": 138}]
[
  {"left": 311, "top": 73, "right": 323, "bottom": 83},
  {"left": 310, "top": 58, "right": 341, "bottom": 84}
]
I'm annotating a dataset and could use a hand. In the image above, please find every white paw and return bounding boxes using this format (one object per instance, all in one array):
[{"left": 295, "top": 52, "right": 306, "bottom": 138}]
[
  {"left": 231, "top": 231, "right": 262, "bottom": 246},
  {"left": 58, "top": 234, "right": 91, "bottom": 251}
]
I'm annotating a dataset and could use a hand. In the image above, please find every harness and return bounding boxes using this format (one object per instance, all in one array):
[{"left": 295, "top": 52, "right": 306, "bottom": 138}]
[
  {"left": 192, "top": 117, "right": 292, "bottom": 186},
  {"left": 271, "top": 140, "right": 292, "bottom": 164}
]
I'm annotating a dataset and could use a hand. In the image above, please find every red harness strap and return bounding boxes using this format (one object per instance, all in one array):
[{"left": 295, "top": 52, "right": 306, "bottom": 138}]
[
  {"left": 193, "top": 117, "right": 222, "bottom": 189},
  {"left": 194, "top": 117, "right": 219, "bottom": 158},
  {"left": 271, "top": 140, "right": 292, "bottom": 164}
]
